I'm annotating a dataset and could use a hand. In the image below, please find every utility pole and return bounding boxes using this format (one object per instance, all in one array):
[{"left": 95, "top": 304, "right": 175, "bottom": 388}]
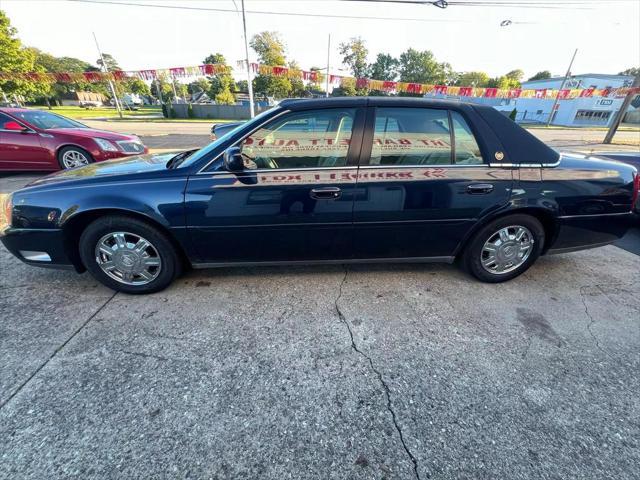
[
  {"left": 546, "top": 48, "right": 577, "bottom": 127},
  {"left": 325, "top": 34, "right": 331, "bottom": 97},
  {"left": 241, "top": 0, "right": 255, "bottom": 118},
  {"left": 155, "top": 79, "right": 164, "bottom": 105},
  {"left": 93, "top": 32, "right": 123, "bottom": 119},
  {"left": 604, "top": 75, "right": 640, "bottom": 144}
]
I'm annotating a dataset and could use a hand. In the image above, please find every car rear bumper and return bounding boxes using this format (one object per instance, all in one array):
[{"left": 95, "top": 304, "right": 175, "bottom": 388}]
[
  {"left": 0, "top": 227, "right": 78, "bottom": 271},
  {"left": 547, "top": 212, "right": 635, "bottom": 254}
]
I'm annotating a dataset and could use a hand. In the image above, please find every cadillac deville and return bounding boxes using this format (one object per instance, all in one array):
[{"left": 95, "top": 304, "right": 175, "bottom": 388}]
[{"left": 1, "top": 98, "right": 638, "bottom": 294}]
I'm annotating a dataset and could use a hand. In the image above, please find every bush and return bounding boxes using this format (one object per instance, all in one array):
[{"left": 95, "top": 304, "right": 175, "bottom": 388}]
[
  {"left": 509, "top": 108, "right": 517, "bottom": 121},
  {"left": 161, "top": 104, "right": 168, "bottom": 118},
  {"left": 187, "top": 104, "right": 195, "bottom": 118}
]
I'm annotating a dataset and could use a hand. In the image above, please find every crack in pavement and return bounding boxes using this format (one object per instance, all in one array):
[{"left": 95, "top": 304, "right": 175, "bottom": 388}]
[
  {"left": 579, "top": 285, "right": 612, "bottom": 359},
  {"left": 334, "top": 268, "right": 421, "bottom": 480},
  {"left": 0, "top": 291, "right": 118, "bottom": 410}
]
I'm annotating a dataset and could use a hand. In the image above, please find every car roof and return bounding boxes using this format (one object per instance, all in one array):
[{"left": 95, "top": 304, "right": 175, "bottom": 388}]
[{"left": 279, "top": 96, "right": 476, "bottom": 110}]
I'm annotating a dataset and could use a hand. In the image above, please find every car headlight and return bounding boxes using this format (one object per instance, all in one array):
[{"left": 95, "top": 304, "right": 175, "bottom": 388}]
[
  {"left": 0, "top": 193, "right": 13, "bottom": 232},
  {"left": 94, "top": 138, "right": 118, "bottom": 151}
]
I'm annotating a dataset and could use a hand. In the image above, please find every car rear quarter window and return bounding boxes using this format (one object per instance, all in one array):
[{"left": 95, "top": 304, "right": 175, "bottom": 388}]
[
  {"left": 370, "top": 107, "right": 452, "bottom": 166},
  {"left": 240, "top": 108, "right": 356, "bottom": 170},
  {"left": 451, "top": 111, "right": 483, "bottom": 165}
]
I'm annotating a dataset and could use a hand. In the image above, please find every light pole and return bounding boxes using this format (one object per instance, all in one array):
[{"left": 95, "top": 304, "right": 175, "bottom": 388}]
[
  {"left": 325, "top": 34, "right": 331, "bottom": 97},
  {"left": 93, "top": 32, "right": 123, "bottom": 119},
  {"left": 241, "top": 0, "right": 255, "bottom": 118},
  {"left": 546, "top": 48, "right": 577, "bottom": 127}
]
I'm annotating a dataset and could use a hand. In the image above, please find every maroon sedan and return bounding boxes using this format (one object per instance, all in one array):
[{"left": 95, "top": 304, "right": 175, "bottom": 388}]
[{"left": 0, "top": 108, "right": 148, "bottom": 171}]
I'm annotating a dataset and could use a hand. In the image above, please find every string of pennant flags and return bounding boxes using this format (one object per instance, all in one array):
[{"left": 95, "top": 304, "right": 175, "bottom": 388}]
[{"left": 1, "top": 62, "right": 638, "bottom": 100}]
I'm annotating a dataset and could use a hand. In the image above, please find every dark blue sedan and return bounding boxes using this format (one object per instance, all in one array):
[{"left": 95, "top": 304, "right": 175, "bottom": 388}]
[{"left": 1, "top": 98, "right": 638, "bottom": 293}]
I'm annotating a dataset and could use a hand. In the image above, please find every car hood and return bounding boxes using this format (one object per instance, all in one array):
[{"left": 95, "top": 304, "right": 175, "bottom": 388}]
[
  {"left": 25, "top": 152, "right": 181, "bottom": 188},
  {"left": 46, "top": 127, "right": 139, "bottom": 141}
]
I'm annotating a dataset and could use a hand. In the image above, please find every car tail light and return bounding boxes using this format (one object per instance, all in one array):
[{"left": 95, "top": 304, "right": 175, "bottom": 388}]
[{"left": 632, "top": 173, "right": 640, "bottom": 212}]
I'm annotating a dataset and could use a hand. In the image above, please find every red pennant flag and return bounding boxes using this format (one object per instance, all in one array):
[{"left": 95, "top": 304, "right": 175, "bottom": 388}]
[
  {"left": 579, "top": 88, "right": 595, "bottom": 98},
  {"left": 484, "top": 88, "right": 498, "bottom": 98},
  {"left": 507, "top": 88, "right": 522, "bottom": 98},
  {"left": 407, "top": 83, "right": 422, "bottom": 94},
  {"left": 459, "top": 87, "right": 473, "bottom": 97},
  {"left": 434, "top": 85, "right": 448, "bottom": 95},
  {"left": 382, "top": 81, "right": 397, "bottom": 92},
  {"left": 356, "top": 78, "right": 369, "bottom": 89},
  {"left": 169, "top": 67, "right": 186, "bottom": 77}
]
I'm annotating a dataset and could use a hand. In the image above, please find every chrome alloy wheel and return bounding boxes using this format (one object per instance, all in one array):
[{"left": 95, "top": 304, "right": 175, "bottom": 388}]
[
  {"left": 61, "top": 150, "right": 90, "bottom": 169},
  {"left": 95, "top": 232, "right": 162, "bottom": 285},
  {"left": 481, "top": 225, "right": 534, "bottom": 275}
]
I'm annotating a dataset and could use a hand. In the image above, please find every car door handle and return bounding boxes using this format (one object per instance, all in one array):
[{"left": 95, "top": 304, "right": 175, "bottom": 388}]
[
  {"left": 466, "top": 183, "right": 494, "bottom": 194},
  {"left": 310, "top": 187, "right": 342, "bottom": 200}
]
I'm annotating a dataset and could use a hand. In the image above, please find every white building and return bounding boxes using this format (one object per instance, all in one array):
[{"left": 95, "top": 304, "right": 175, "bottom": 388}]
[
  {"left": 427, "top": 73, "right": 638, "bottom": 127},
  {"left": 514, "top": 73, "right": 636, "bottom": 126}
]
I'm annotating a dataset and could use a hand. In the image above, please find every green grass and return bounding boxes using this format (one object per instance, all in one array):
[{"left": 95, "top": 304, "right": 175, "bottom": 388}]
[
  {"left": 44, "top": 105, "right": 162, "bottom": 120},
  {"left": 32, "top": 106, "right": 240, "bottom": 123}
]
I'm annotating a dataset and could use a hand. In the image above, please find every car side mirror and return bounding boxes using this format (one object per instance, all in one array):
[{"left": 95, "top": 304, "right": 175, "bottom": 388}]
[
  {"left": 223, "top": 146, "right": 244, "bottom": 172},
  {"left": 3, "top": 121, "right": 28, "bottom": 132}
]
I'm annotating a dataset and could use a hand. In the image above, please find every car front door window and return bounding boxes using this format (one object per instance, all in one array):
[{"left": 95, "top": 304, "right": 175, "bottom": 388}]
[{"left": 240, "top": 109, "right": 356, "bottom": 170}]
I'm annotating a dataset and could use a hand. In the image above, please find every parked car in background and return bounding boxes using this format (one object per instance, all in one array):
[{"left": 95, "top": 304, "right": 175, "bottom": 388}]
[
  {"left": 0, "top": 108, "right": 148, "bottom": 171},
  {"left": 1, "top": 97, "right": 638, "bottom": 294}
]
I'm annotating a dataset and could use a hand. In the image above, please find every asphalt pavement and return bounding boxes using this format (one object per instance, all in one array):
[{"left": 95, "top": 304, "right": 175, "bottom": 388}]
[{"left": 0, "top": 171, "right": 639, "bottom": 479}]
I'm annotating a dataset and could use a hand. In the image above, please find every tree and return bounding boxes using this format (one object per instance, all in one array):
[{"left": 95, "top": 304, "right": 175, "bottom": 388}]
[
  {"left": 0, "top": 11, "right": 49, "bottom": 102},
  {"left": 339, "top": 37, "right": 369, "bottom": 78},
  {"left": 455, "top": 71, "right": 490, "bottom": 87},
  {"left": 250, "top": 31, "right": 286, "bottom": 66},
  {"left": 619, "top": 67, "right": 640, "bottom": 77},
  {"left": 96, "top": 53, "right": 120, "bottom": 72},
  {"left": 527, "top": 70, "right": 552, "bottom": 81},
  {"left": 331, "top": 77, "right": 357, "bottom": 97},
  {"left": 367, "top": 53, "right": 398, "bottom": 81},
  {"left": 201, "top": 53, "right": 235, "bottom": 104},
  {"left": 250, "top": 32, "right": 294, "bottom": 99},
  {"left": 126, "top": 78, "right": 150, "bottom": 96},
  {"left": 486, "top": 69, "right": 524, "bottom": 89},
  {"left": 398, "top": 48, "right": 454, "bottom": 85},
  {"left": 203, "top": 53, "right": 226, "bottom": 65}
]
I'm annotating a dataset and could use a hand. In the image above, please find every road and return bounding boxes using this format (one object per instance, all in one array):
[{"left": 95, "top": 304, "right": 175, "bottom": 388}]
[
  {"left": 0, "top": 171, "right": 639, "bottom": 479},
  {"left": 80, "top": 119, "right": 640, "bottom": 153}
]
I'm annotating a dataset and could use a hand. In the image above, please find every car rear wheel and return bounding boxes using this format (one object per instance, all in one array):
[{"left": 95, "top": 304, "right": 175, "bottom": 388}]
[
  {"left": 79, "top": 216, "right": 181, "bottom": 294},
  {"left": 58, "top": 146, "right": 93, "bottom": 169},
  {"left": 463, "top": 214, "right": 545, "bottom": 283}
]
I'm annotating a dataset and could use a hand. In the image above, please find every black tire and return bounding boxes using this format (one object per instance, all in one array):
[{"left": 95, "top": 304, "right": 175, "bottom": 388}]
[
  {"left": 79, "top": 216, "right": 181, "bottom": 294},
  {"left": 57, "top": 146, "right": 94, "bottom": 170},
  {"left": 463, "top": 214, "right": 545, "bottom": 283}
]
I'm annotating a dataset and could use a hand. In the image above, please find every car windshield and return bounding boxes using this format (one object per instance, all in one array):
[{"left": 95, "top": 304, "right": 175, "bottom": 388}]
[
  {"left": 11, "top": 111, "right": 87, "bottom": 130},
  {"left": 177, "top": 106, "right": 280, "bottom": 169}
]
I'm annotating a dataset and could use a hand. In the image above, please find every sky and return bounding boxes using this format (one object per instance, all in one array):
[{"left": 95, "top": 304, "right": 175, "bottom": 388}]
[{"left": 1, "top": 0, "right": 639, "bottom": 81}]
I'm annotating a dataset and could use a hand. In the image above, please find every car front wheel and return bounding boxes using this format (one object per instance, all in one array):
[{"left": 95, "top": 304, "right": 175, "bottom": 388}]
[
  {"left": 58, "top": 146, "right": 93, "bottom": 169},
  {"left": 463, "top": 214, "right": 545, "bottom": 283},
  {"left": 79, "top": 216, "right": 181, "bottom": 294}
]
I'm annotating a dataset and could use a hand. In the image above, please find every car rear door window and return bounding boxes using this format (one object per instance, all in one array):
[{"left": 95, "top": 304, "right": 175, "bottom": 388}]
[
  {"left": 370, "top": 107, "right": 452, "bottom": 166},
  {"left": 451, "top": 111, "right": 483, "bottom": 165},
  {"left": 240, "top": 108, "right": 356, "bottom": 170}
]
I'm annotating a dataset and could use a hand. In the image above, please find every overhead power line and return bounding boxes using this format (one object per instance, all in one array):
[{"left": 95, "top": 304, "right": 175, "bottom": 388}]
[{"left": 67, "top": 0, "right": 470, "bottom": 22}]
